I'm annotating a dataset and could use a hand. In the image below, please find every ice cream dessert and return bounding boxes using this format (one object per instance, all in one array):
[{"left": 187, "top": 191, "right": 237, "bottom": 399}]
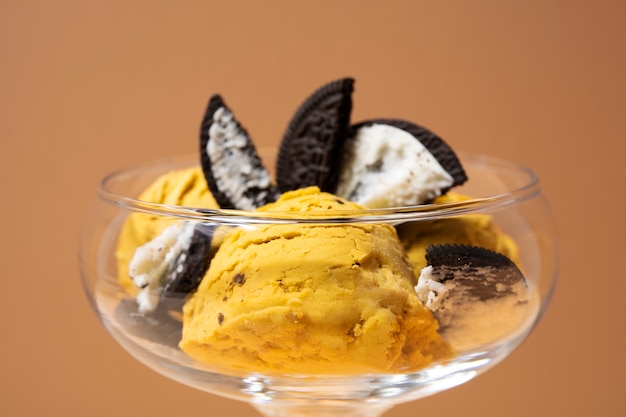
[
  {"left": 116, "top": 77, "right": 529, "bottom": 375},
  {"left": 180, "top": 187, "right": 452, "bottom": 374}
]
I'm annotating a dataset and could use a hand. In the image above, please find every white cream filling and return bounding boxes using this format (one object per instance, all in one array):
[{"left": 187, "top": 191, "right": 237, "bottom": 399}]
[
  {"left": 207, "top": 107, "right": 272, "bottom": 210},
  {"left": 415, "top": 265, "right": 450, "bottom": 311},
  {"left": 129, "top": 222, "right": 195, "bottom": 313},
  {"left": 336, "top": 124, "right": 454, "bottom": 208}
]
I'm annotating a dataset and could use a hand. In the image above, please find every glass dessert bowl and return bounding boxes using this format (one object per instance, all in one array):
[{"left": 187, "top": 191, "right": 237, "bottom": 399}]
[{"left": 79, "top": 152, "right": 558, "bottom": 417}]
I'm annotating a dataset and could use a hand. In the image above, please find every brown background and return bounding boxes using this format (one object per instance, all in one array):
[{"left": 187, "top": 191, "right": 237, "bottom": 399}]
[{"left": 1, "top": 1, "right": 625, "bottom": 416}]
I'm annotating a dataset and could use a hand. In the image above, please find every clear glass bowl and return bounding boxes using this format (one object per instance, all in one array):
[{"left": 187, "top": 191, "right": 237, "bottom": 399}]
[{"left": 79, "top": 152, "right": 558, "bottom": 417}]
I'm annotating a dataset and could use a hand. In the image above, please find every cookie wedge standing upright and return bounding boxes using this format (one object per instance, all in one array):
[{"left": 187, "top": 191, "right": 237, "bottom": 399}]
[
  {"left": 276, "top": 78, "right": 354, "bottom": 193},
  {"left": 335, "top": 119, "right": 467, "bottom": 208},
  {"left": 200, "top": 94, "right": 280, "bottom": 210}
]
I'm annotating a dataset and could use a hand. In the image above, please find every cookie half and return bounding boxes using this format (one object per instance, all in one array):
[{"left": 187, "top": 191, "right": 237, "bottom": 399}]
[
  {"left": 335, "top": 119, "right": 467, "bottom": 208},
  {"left": 162, "top": 223, "right": 215, "bottom": 294},
  {"left": 129, "top": 222, "right": 215, "bottom": 313},
  {"left": 276, "top": 77, "right": 354, "bottom": 193},
  {"left": 200, "top": 94, "right": 280, "bottom": 210},
  {"left": 416, "top": 244, "right": 530, "bottom": 349}
]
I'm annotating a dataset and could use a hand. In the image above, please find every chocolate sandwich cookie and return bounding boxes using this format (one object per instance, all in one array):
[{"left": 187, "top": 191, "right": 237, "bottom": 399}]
[
  {"left": 162, "top": 223, "right": 215, "bottom": 294},
  {"left": 422, "top": 244, "right": 526, "bottom": 301},
  {"left": 129, "top": 222, "right": 216, "bottom": 313},
  {"left": 200, "top": 94, "right": 280, "bottom": 210},
  {"left": 416, "top": 244, "right": 530, "bottom": 349},
  {"left": 276, "top": 77, "right": 354, "bottom": 193},
  {"left": 373, "top": 119, "right": 467, "bottom": 187},
  {"left": 335, "top": 119, "right": 467, "bottom": 208}
]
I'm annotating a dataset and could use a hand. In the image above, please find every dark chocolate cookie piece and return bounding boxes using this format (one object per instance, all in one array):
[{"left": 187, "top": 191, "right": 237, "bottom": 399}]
[
  {"left": 200, "top": 94, "right": 280, "bottom": 210},
  {"left": 423, "top": 244, "right": 525, "bottom": 302},
  {"left": 351, "top": 119, "right": 467, "bottom": 189},
  {"left": 129, "top": 222, "right": 217, "bottom": 313},
  {"left": 333, "top": 119, "right": 466, "bottom": 207},
  {"left": 416, "top": 244, "right": 531, "bottom": 349},
  {"left": 162, "top": 223, "right": 216, "bottom": 295},
  {"left": 276, "top": 78, "right": 354, "bottom": 193}
]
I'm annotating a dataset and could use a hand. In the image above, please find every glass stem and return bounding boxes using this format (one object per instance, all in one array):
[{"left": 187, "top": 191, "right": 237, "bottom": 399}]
[{"left": 253, "top": 402, "right": 389, "bottom": 417}]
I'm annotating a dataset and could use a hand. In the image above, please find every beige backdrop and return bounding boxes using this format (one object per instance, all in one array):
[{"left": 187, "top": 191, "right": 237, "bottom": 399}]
[{"left": 1, "top": 1, "right": 625, "bottom": 416}]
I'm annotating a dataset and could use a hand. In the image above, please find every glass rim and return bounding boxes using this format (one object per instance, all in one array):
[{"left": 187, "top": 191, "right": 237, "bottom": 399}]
[{"left": 97, "top": 152, "right": 541, "bottom": 224}]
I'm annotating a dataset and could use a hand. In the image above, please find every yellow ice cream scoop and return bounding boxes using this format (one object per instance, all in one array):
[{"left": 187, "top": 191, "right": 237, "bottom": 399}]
[
  {"left": 397, "top": 192, "right": 521, "bottom": 277},
  {"left": 180, "top": 187, "right": 451, "bottom": 375},
  {"left": 116, "top": 166, "right": 219, "bottom": 290}
]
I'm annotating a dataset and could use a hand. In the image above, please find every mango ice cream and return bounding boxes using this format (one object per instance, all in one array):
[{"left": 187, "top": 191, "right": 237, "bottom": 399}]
[{"left": 179, "top": 187, "right": 452, "bottom": 374}]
